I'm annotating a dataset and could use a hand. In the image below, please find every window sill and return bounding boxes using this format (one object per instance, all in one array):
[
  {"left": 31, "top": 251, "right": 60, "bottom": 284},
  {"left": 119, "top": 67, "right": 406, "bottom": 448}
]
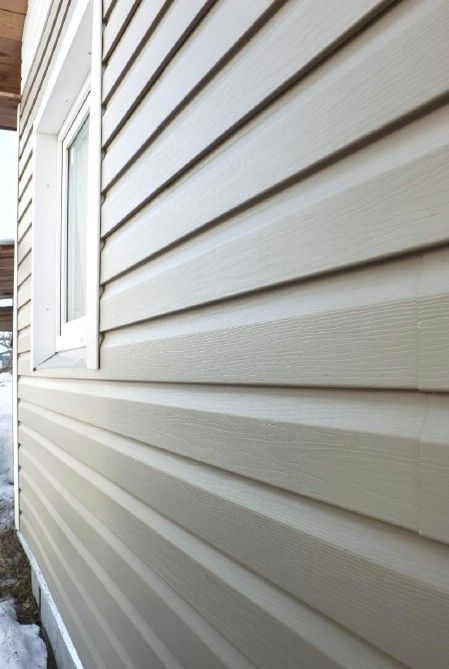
[{"left": 35, "top": 347, "right": 86, "bottom": 370}]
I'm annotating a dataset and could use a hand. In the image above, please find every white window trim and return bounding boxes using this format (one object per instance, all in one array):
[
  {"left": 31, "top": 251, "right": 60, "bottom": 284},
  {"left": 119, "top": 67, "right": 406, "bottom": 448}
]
[{"left": 31, "top": 0, "right": 102, "bottom": 370}]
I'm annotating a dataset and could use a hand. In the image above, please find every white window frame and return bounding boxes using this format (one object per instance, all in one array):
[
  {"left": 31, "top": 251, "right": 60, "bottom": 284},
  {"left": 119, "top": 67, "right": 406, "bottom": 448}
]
[
  {"left": 31, "top": 0, "right": 102, "bottom": 369},
  {"left": 55, "top": 84, "right": 90, "bottom": 353}
]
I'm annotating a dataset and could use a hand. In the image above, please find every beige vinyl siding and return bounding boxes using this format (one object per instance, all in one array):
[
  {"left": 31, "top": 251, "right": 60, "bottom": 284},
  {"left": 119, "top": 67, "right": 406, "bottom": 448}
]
[
  {"left": 102, "top": 0, "right": 143, "bottom": 61},
  {"left": 18, "top": 0, "right": 72, "bottom": 139},
  {"left": 21, "top": 0, "right": 53, "bottom": 92},
  {"left": 17, "top": 276, "right": 31, "bottom": 309},
  {"left": 16, "top": 0, "right": 449, "bottom": 668},
  {"left": 17, "top": 198, "right": 32, "bottom": 243},
  {"left": 17, "top": 251, "right": 31, "bottom": 290},
  {"left": 17, "top": 326, "right": 31, "bottom": 355}
]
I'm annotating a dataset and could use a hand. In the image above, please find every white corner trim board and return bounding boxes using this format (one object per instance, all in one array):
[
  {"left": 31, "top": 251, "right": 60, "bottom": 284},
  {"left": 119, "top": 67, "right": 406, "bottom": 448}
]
[
  {"left": 19, "top": 533, "right": 83, "bottom": 669},
  {"left": 13, "top": 118, "right": 20, "bottom": 530},
  {"left": 31, "top": 0, "right": 102, "bottom": 370}
]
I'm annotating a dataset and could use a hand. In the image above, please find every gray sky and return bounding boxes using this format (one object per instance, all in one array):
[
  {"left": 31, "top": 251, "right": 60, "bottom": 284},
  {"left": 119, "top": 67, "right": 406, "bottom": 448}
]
[{"left": 0, "top": 130, "right": 17, "bottom": 242}]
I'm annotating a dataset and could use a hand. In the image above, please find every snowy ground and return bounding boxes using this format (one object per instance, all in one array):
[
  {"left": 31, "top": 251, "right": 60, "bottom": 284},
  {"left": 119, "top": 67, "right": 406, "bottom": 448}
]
[
  {"left": 0, "top": 599, "right": 47, "bottom": 669},
  {"left": 0, "top": 372, "right": 14, "bottom": 532},
  {"left": 0, "top": 371, "right": 12, "bottom": 484},
  {"left": 0, "top": 371, "right": 14, "bottom": 533},
  {"left": 0, "top": 481, "right": 13, "bottom": 533},
  {"left": 0, "top": 371, "right": 48, "bottom": 668}
]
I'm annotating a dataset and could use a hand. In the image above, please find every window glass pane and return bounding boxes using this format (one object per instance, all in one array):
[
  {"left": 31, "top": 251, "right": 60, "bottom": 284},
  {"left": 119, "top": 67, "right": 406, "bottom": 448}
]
[{"left": 66, "top": 116, "right": 89, "bottom": 322}]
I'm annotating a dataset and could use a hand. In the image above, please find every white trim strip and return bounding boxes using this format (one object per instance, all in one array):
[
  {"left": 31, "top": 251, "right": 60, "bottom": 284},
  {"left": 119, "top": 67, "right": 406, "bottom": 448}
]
[
  {"left": 13, "top": 106, "right": 20, "bottom": 530},
  {"left": 19, "top": 533, "right": 83, "bottom": 669},
  {"left": 86, "top": 0, "right": 102, "bottom": 369}
]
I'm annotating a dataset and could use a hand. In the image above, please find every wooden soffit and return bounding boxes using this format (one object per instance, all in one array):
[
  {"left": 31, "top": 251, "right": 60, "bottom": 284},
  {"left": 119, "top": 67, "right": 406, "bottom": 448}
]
[
  {"left": 0, "top": 306, "right": 12, "bottom": 332},
  {"left": 0, "top": 1, "right": 27, "bottom": 130},
  {"left": 0, "top": 242, "right": 14, "bottom": 298}
]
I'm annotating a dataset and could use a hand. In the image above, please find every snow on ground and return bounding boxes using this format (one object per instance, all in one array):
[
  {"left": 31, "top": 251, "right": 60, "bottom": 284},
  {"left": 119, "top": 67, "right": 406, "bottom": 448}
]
[
  {"left": 0, "top": 599, "right": 47, "bottom": 669},
  {"left": 0, "top": 371, "right": 13, "bottom": 483},
  {"left": 0, "top": 482, "right": 13, "bottom": 533},
  {"left": 0, "top": 371, "right": 13, "bottom": 532},
  {"left": 0, "top": 370, "right": 48, "bottom": 667}
]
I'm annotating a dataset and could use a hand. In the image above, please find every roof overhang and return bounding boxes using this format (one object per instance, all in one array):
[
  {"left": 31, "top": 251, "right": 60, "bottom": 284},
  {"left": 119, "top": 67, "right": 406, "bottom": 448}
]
[
  {"left": 0, "top": 241, "right": 14, "bottom": 298},
  {"left": 0, "top": 1, "right": 27, "bottom": 130},
  {"left": 0, "top": 241, "right": 13, "bottom": 332},
  {"left": 0, "top": 306, "right": 12, "bottom": 331}
]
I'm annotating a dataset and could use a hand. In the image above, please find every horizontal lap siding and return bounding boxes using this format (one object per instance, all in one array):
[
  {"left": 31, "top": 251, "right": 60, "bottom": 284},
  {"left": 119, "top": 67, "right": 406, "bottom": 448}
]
[
  {"left": 17, "top": 327, "right": 30, "bottom": 354},
  {"left": 19, "top": 438, "right": 400, "bottom": 669},
  {"left": 98, "top": 251, "right": 449, "bottom": 390},
  {"left": 101, "top": 105, "right": 449, "bottom": 284},
  {"left": 101, "top": 0, "right": 379, "bottom": 182},
  {"left": 17, "top": 1, "right": 449, "bottom": 668},
  {"left": 16, "top": 390, "right": 449, "bottom": 669},
  {"left": 18, "top": 384, "right": 421, "bottom": 530},
  {"left": 101, "top": 0, "right": 449, "bottom": 243}
]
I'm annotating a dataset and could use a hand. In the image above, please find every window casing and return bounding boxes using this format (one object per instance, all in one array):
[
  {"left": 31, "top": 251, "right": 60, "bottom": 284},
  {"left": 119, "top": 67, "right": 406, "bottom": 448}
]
[{"left": 31, "top": 0, "right": 101, "bottom": 369}]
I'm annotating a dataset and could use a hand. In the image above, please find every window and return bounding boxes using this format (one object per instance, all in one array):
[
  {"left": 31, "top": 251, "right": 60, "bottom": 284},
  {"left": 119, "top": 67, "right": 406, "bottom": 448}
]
[
  {"left": 56, "top": 88, "right": 90, "bottom": 352},
  {"left": 64, "top": 115, "right": 89, "bottom": 323},
  {"left": 31, "top": 0, "right": 101, "bottom": 369}
]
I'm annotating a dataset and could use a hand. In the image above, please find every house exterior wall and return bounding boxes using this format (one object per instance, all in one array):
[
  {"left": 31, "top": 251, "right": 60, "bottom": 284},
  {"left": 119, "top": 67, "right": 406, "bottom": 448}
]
[
  {"left": 15, "top": 1, "right": 449, "bottom": 667},
  {"left": 20, "top": 0, "right": 53, "bottom": 91}
]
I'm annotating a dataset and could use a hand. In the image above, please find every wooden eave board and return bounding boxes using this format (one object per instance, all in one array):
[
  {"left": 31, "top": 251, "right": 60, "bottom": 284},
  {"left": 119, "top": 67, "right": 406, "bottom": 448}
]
[
  {"left": 0, "top": 2, "right": 26, "bottom": 128},
  {"left": 0, "top": 243, "right": 14, "bottom": 297}
]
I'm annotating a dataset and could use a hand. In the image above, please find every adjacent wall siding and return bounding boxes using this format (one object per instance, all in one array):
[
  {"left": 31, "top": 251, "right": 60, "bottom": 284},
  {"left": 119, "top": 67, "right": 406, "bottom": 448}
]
[{"left": 16, "top": 1, "right": 449, "bottom": 667}]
